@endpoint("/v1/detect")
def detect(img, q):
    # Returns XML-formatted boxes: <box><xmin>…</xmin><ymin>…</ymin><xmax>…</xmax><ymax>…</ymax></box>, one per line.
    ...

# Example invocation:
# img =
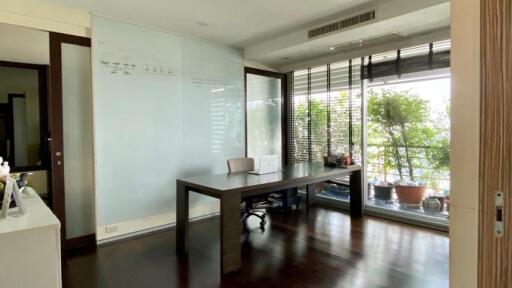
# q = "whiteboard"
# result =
<box><xmin>181</xmin><ymin>37</ymin><xmax>244</xmax><ymax>207</ymax></box>
<box><xmin>92</xmin><ymin>16</ymin><xmax>244</xmax><ymax>228</ymax></box>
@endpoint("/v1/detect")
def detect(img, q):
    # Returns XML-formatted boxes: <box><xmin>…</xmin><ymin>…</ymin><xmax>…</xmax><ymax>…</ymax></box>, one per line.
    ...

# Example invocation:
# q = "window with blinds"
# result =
<box><xmin>289</xmin><ymin>69</ymin><xmax>309</xmax><ymax>162</ymax></box>
<box><xmin>363</xmin><ymin>40</ymin><xmax>450</xmax><ymax>80</ymax></box>
<box><xmin>288</xmin><ymin>60</ymin><xmax>362</xmax><ymax>164</ymax></box>
<box><xmin>286</xmin><ymin>39</ymin><xmax>450</xmax><ymax>165</ymax></box>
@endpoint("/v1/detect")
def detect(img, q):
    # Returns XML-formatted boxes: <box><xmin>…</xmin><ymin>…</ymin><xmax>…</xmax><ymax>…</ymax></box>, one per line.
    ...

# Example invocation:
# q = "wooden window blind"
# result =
<box><xmin>363</xmin><ymin>40</ymin><xmax>450</xmax><ymax>80</ymax></box>
<box><xmin>286</xmin><ymin>40</ymin><xmax>450</xmax><ymax>165</ymax></box>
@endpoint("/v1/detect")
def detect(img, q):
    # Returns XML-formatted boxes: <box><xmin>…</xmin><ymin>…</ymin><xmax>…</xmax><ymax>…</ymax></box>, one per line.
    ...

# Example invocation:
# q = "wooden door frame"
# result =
<box><xmin>49</xmin><ymin>32</ymin><xmax>95</xmax><ymax>249</ymax></box>
<box><xmin>243</xmin><ymin>67</ymin><xmax>288</xmax><ymax>165</ymax></box>
<box><xmin>479</xmin><ymin>0</ymin><xmax>512</xmax><ymax>286</ymax></box>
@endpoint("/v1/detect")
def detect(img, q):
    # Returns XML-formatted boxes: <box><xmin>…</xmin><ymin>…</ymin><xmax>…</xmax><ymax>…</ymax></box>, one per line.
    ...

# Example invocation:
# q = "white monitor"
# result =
<box><xmin>249</xmin><ymin>155</ymin><xmax>279</xmax><ymax>175</ymax></box>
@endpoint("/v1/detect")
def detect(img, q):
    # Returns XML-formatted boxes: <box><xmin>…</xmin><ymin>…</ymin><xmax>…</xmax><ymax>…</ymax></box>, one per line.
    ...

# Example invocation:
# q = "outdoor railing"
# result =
<box><xmin>366</xmin><ymin>143</ymin><xmax>450</xmax><ymax>194</ymax></box>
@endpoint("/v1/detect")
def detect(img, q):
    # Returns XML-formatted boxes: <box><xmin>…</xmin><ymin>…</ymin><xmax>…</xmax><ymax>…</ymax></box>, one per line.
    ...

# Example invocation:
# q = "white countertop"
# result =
<box><xmin>0</xmin><ymin>188</ymin><xmax>60</xmax><ymax>235</ymax></box>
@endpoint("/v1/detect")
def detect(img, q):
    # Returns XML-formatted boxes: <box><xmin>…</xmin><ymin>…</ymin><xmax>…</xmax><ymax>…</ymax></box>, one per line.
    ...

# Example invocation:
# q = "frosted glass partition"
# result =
<box><xmin>246</xmin><ymin>74</ymin><xmax>282</xmax><ymax>168</ymax></box>
<box><xmin>62</xmin><ymin>43</ymin><xmax>95</xmax><ymax>239</ymax></box>
<box><xmin>181</xmin><ymin>38</ymin><xmax>244</xmax><ymax>207</ymax></box>
<box><xmin>92</xmin><ymin>16</ymin><xmax>244</xmax><ymax>234</ymax></box>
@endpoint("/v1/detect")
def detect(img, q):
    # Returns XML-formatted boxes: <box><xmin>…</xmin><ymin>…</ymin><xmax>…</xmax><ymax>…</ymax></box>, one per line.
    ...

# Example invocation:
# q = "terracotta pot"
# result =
<box><xmin>373</xmin><ymin>184</ymin><xmax>393</xmax><ymax>201</ymax></box>
<box><xmin>395</xmin><ymin>184</ymin><xmax>426</xmax><ymax>206</ymax></box>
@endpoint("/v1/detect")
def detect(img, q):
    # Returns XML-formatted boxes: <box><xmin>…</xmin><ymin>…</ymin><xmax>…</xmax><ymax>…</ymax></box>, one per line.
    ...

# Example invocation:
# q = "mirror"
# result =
<box><xmin>0</xmin><ymin>64</ymin><xmax>47</xmax><ymax>170</ymax></box>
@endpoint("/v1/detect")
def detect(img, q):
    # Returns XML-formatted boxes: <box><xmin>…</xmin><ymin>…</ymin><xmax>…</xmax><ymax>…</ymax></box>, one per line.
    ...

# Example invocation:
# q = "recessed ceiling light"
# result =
<box><xmin>196</xmin><ymin>21</ymin><xmax>208</xmax><ymax>27</ymax></box>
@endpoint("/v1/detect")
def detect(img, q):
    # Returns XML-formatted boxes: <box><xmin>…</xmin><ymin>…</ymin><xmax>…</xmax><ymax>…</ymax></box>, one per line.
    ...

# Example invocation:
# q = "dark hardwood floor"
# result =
<box><xmin>63</xmin><ymin>206</ymin><xmax>449</xmax><ymax>288</ymax></box>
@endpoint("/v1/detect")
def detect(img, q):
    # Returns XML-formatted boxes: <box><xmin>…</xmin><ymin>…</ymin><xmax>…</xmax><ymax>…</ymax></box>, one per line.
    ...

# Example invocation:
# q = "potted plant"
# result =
<box><xmin>367</xmin><ymin>89</ymin><xmax>433</xmax><ymax>206</ymax></box>
<box><xmin>374</xmin><ymin>181</ymin><xmax>393</xmax><ymax>201</ymax></box>
<box><xmin>370</xmin><ymin>146</ymin><xmax>393</xmax><ymax>201</ymax></box>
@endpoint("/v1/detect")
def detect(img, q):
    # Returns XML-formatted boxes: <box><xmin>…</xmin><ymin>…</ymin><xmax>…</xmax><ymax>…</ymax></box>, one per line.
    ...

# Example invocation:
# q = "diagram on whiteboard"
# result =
<box><xmin>143</xmin><ymin>64</ymin><xmax>176</xmax><ymax>76</ymax></box>
<box><xmin>98</xmin><ymin>49</ymin><xmax>177</xmax><ymax>77</ymax></box>
<box><xmin>100</xmin><ymin>60</ymin><xmax>136</xmax><ymax>75</ymax></box>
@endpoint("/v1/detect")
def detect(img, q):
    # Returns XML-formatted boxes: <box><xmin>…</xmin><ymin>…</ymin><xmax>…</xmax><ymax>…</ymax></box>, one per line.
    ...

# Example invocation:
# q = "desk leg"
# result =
<box><xmin>306</xmin><ymin>184</ymin><xmax>316</xmax><ymax>211</ymax></box>
<box><xmin>176</xmin><ymin>180</ymin><xmax>189</xmax><ymax>255</ymax></box>
<box><xmin>220</xmin><ymin>191</ymin><xmax>241</xmax><ymax>274</ymax></box>
<box><xmin>349</xmin><ymin>170</ymin><xmax>363</xmax><ymax>218</ymax></box>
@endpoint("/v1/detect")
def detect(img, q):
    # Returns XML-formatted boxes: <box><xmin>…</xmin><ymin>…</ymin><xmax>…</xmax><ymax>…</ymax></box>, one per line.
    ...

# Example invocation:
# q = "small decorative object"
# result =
<box><xmin>422</xmin><ymin>196</ymin><xmax>442</xmax><ymax>214</ymax></box>
<box><xmin>16</xmin><ymin>172</ymin><xmax>30</xmax><ymax>195</ymax></box>
<box><xmin>0</xmin><ymin>157</ymin><xmax>26</xmax><ymax>218</ymax></box>
<box><xmin>324</xmin><ymin>153</ymin><xmax>354</xmax><ymax>168</ymax></box>
<box><xmin>431</xmin><ymin>194</ymin><xmax>446</xmax><ymax>212</ymax></box>
<box><xmin>0</xmin><ymin>157</ymin><xmax>10</xmax><ymax>180</ymax></box>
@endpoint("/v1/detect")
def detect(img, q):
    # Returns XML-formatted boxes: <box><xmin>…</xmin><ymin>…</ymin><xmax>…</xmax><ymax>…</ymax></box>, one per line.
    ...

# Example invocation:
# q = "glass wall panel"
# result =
<box><xmin>246</xmin><ymin>74</ymin><xmax>282</xmax><ymax>168</ymax></box>
<box><xmin>62</xmin><ymin>43</ymin><xmax>95</xmax><ymax>239</ymax></box>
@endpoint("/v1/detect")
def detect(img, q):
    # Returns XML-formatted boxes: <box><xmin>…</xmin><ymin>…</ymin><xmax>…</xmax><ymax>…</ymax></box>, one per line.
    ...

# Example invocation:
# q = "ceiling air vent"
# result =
<box><xmin>308</xmin><ymin>10</ymin><xmax>376</xmax><ymax>38</ymax></box>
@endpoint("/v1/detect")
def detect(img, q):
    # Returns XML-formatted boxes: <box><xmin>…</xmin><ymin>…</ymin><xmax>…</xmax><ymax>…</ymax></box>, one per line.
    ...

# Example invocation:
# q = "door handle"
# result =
<box><xmin>495</xmin><ymin>191</ymin><xmax>504</xmax><ymax>237</ymax></box>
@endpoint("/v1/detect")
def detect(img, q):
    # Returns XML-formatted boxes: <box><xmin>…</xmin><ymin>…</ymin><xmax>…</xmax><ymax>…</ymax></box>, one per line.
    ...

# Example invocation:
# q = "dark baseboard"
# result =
<box><xmin>64</xmin><ymin>234</ymin><xmax>96</xmax><ymax>250</ymax></box>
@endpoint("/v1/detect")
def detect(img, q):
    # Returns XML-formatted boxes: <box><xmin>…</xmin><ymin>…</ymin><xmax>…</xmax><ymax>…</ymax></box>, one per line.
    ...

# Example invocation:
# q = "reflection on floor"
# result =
<box><xmin>63</xmin><ymin>205</ymin><xmax>449</xmax><ymax>288</ymax></box>
<box><xmin>317</xmin><ymin>189</ymin><xmax>350</xmax><ymax>201</ymax></box>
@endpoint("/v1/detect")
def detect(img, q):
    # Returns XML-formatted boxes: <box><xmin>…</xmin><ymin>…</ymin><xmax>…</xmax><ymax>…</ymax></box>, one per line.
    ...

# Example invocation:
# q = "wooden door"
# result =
<box><xmin>479</xmin><ymin>0</ymin><xmax>512</xmax><ymax>286</ymax></box>
<box><xmin>49</xmin><ymin>32</ymin><xmax>95</xmax><ymax>249</ymax></box>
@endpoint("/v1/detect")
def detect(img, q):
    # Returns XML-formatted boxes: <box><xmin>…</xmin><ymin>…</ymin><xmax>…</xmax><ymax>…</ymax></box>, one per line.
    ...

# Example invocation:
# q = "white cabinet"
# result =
<box><xmin>0</xmin><ymin>189</ymin><xmax>61</xmax><ymax>288</ymax></box>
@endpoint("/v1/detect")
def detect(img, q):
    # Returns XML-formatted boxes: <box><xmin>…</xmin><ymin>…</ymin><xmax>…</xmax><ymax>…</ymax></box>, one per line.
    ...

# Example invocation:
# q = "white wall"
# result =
<box><xmin>0</xmin><ymin>23</ymin><xmax>49</xmax><ymax>64</ymax></box>
<box><xmin>0</xmin><ymin>0</ymin><xmax>90</xmax><ymax>37</ymax></box>
<box><xmin>92</xmin><ymin>17</ymin><xmax>244</xmax><ymax>241</ymax></box>
<box><xmin>450</xmin><ymin>0</ymin><xmax>479</xmax><ymax>287</ymax></box>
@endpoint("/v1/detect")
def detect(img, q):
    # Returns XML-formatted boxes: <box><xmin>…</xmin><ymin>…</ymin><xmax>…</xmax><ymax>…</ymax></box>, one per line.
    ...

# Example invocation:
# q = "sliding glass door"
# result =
<box><xmin>362</xmin><ymin>41</ymin><xmax>451</xmax><ymax>227</ymax></box>
<box><xmin>286</xmin><ymin>39</ymin><xmax>451</xmax><ymax>227</ymax></box>
<box><xmin>245</xmin><ymin>68</ymin><xmax>284</xmax><ymax>168</ymax></box>
<box><xmin>364</xmin><ymin>69</ymin><xmax>450</xmax><ymax>225</ymax></box>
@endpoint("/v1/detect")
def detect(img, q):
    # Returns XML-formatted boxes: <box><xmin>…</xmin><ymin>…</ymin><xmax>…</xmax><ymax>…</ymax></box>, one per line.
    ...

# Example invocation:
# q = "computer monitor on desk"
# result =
<box><xmin>248</xmin><ymin>155</ymin><xmax>279</xmax><ymax>175</ymax></box>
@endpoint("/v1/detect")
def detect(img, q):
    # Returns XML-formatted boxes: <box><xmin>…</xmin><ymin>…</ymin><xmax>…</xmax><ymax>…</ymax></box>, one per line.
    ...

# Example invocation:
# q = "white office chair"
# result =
<box><xmin>227</xmin><ymin>157</ymin><xmax>267</xmax><ymax>229</ymax></box>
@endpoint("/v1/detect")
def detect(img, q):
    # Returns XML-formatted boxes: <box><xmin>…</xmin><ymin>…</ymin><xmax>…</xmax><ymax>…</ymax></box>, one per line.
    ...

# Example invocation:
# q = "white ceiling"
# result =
<box><xmin>39</xmin><ymin>0</ymin><xmax>450</xmax><ymax>69</ymax></box>
<box><xmin>39</xmin><ymin>0</ymin><xmax>376</xmax><ymax>47</ymax></box>
<box><xmin>248</xmin><ymin>1</ymin><xmax>451</xmax><ymax>68</ymax></box>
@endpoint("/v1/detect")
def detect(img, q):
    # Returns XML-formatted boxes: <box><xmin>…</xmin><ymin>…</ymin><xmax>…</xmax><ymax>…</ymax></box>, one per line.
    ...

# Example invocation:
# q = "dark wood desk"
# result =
<box><xmin>176</xmin><ymin>162</ymin><xmax>362</xmax><ymax>274</ymax></box>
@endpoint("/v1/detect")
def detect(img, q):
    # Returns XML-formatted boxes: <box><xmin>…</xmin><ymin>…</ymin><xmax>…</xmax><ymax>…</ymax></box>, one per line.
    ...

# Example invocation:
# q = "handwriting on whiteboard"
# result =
<box><xmin>100</xmin><ymin>60</ymin><xmax>136</xmax><ymax>75</ymax></box>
